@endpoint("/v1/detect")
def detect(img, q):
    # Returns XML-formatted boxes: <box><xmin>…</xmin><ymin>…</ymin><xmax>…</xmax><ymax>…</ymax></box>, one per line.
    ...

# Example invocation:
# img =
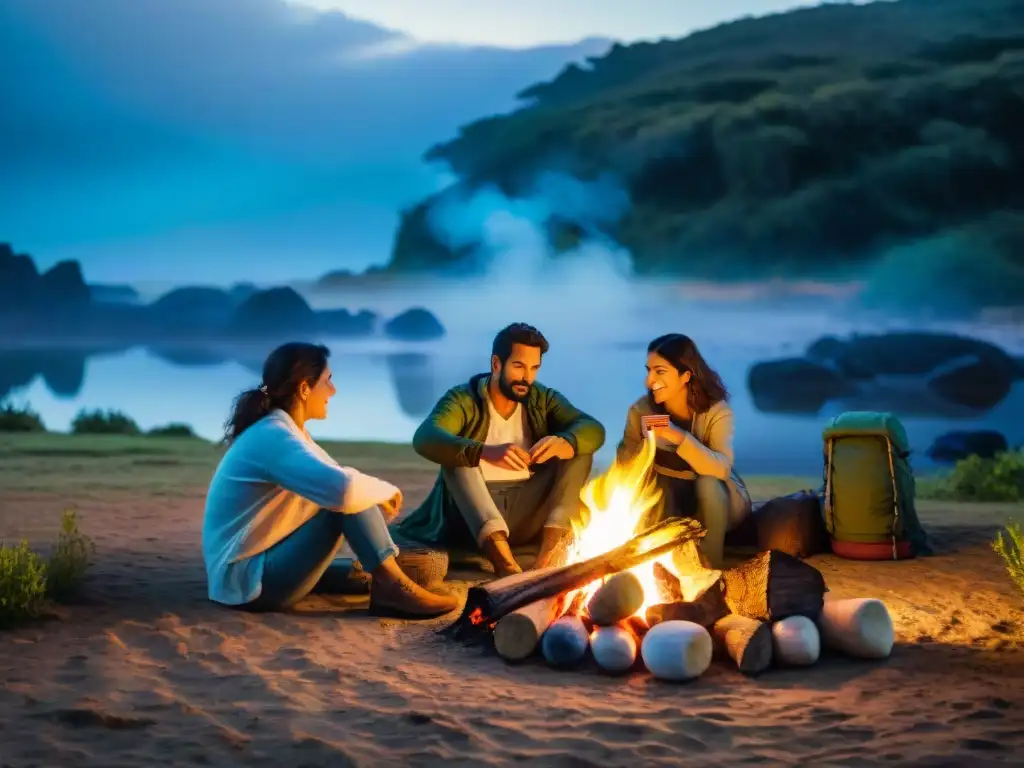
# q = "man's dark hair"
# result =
<box><xmin>491</xmin><ymin>322</ymin><xmax>549</xmax><ymax>363</ymax></box>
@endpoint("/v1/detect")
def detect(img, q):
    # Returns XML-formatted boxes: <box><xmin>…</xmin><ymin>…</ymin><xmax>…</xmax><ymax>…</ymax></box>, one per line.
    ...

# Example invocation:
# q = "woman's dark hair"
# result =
<box><xmin>223</xmin><ymin>342</ymin><xmax>331</xmax><ymax>443</ymax></box>
<box><xmin>647</xmin><ymin>333</ymin><xmax>728</xmax><ymax>414</ymax></box>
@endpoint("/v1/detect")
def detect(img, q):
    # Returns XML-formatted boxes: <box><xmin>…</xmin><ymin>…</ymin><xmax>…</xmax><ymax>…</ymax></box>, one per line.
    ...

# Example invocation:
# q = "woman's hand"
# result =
<box><xmin>651</xmin><ymin>424</ymin><xmax>687</xmax><ymax>446</ymax></box>
<box><xmin>380</xmin><ymin>489</ymin><xmax>403</xmax><ymax>522</ymax></box>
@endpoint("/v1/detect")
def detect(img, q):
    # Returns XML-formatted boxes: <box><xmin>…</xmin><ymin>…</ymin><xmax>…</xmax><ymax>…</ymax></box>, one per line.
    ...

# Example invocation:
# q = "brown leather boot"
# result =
<box><xmin>482</xmin><ymin>531</ymin><xmax>522</xmax><ymax>578</ymax></box>
<box><xmin>368</xmin><ymin>559</ymin><xmax>460</xmax><ymax>619</ymax></box>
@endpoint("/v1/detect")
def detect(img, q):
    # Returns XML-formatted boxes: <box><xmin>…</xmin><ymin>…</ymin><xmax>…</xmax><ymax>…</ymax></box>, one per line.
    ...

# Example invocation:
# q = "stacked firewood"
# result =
<box><xmin>445</xmin><ymin>520</ymin><xmax>896</xmax><ymax>680</ymax></box>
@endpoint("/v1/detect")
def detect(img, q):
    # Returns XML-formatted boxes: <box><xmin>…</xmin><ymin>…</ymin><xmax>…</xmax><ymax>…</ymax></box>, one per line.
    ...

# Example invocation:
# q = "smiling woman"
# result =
<box><xmin>616</xmin><ymin>333</ymin><xmax>752</xmax><ymax>568</ymax></box>
<box><xmin>202</xmin><ymin>340</ymin><xmax>460</xmax><ymax>618</ymax></box>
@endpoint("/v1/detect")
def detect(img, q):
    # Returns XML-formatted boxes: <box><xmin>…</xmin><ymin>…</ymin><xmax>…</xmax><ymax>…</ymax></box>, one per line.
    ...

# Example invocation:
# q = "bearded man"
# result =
<box><xmin>390</xmin><ymin>322</ymin><xmax>606</xmax><ymax>576</ymax></box>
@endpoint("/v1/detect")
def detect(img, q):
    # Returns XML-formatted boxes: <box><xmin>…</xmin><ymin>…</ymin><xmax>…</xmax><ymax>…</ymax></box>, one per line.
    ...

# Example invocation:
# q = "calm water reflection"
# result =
<box><xmin>5</xmin><ymin>337</ymin><xmax>1022</xmax><ymax>477</ymax></box>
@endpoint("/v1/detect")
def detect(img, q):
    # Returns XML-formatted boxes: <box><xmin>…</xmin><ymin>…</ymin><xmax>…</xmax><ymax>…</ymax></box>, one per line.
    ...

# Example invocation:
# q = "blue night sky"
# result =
<box><xmin>1</xmin><ymin>0</ymin><xmax>837</xmax><ymax>286</ymax></box>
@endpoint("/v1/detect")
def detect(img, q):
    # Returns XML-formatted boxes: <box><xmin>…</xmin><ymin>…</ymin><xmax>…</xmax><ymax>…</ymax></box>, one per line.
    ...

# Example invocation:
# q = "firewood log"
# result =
<box><xmin>711</xmin><ymin>614</ymin><xmax>773</xmax><ymax>675</ymax></box>
<box><xmin>720</xmin><ymin>550</ymin><xmax>827</xmax><ymax>622</ymax></box>
<box><xmin>646</xmin><ymin>578</ymin><xmax>729</xmax><ymax>629</ymax></box>
<box><xmin>541</xmin><ymin>616</ymin><xmax>590</xmax><ymax>667</ymax></box>
<box><xmin>492</xmin><ymin>545</ymin><xmax>571</xmax><ymax>661</ymax></box>
<box><xmin>817</xmin><ymin>598</ymin><xmax>894</xmax><ymax>659</ymax></box>
<box><xmin>441</xmin><ymin>517</ymin><xmax>706</xmax><ymax>643</ymax></box>
<box><xmin>771</xmin><ymin>615</ymin><xmax>820</xmax><ymax>666</ymax></box>
<box><xmin>653</xmin><ymin>562</ymin><xmax>683</xmax><ymax>603</ymax></box>
<box><xmin>587</xmin><ymin>571</ymin><xmax>644</xmax><ymax>625</ymax></box>
<box><xmin>590</xmin><ymin>622</ymin><xmax>639</xmax><ymax>673</ymax></box>
<box><xmin>640</xmin><ymin>620</ymin><xmax>713</xmax><ymax>681</ymax></box>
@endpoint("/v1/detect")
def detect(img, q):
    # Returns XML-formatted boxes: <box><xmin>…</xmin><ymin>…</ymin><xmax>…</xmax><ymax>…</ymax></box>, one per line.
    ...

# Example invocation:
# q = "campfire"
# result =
<box><xmin>443</xmin><ymin>433</ymin><xmax>898</xmax><ymax>679</ymax></box>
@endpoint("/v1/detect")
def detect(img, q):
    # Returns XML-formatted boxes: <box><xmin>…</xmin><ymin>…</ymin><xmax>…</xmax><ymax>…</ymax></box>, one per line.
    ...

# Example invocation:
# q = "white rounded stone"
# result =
<box><xmin>590</xmin><ymin>625</ymin><xmax>637</xmax><ymax>673</ymax></box>
<box><xmin>640</xmin><ymin>620</ymin><xmax>713</xmax><ymax>681</ymax></box>
<box><xmin>817</xmin><ymin>598</ymin><xmax>895</xmax><ymax>660</ymax></box>
<box><xmin>772</xmin><ymin>615</ymin><xmax>821</xmax><ymax>666</ymax></box>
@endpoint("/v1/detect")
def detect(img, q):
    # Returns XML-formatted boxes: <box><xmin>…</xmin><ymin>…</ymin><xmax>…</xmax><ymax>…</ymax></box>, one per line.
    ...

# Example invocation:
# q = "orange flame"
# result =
<box><xmin>562</xmin><ymin>431</ymin><xmax>715</xmax><ymax>618</ymax></box>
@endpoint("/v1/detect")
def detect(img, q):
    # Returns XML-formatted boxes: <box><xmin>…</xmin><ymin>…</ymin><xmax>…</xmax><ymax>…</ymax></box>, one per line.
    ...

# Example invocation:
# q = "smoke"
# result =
<box><xmin>421</xmin><ymin>172</ymin><xmax>640</xmax><ymax>334</ymax></box>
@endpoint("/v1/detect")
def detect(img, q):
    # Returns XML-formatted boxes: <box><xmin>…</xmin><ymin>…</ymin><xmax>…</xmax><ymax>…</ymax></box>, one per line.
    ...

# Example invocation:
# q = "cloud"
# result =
<box><xmin>0</xmin><ymin>0</ymin><xmax>608</xmax><ymax>278</ymax></box>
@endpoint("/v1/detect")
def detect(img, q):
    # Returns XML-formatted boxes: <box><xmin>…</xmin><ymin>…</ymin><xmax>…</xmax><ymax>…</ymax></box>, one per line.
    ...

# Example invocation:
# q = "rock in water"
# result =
<box><xmin>587</xmin><ymin>571</ymin><xmax>644</xmax><ymax>625</ymax></box>
<box><xmin>590</xmin><ymin>625</ymin><xmax>637</xmax><ymax>673</ymax></box>
<box><xmin>817</xmin><ymin>598</ymin><xmax>894</xmax><ymax>659</ymax></box>
<box><xmin>541</xmin><ymin>616</ymin><xmax>590</xmax><ymax>668</ymax></box>
<box><xmin>772</xmin><ymin>615</ymin><xmax>820</xmax><ymax>666</ymax></box>
<box><xmin>640</xmin><ymin>620</ymin><xmax>713</xmax><ymax>681</ymax></box>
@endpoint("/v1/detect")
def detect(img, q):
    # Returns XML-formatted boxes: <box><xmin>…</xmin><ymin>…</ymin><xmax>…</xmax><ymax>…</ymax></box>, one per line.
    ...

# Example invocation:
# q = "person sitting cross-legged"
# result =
<box><xmin>202</xmin><ymin>341</ymin><xmax>459</xmax><ymax>618</ymax></box>
<box><xmin>391</xmin><ymin>322</ymin><xmax>606</xmax><ymax>576</ymax></box>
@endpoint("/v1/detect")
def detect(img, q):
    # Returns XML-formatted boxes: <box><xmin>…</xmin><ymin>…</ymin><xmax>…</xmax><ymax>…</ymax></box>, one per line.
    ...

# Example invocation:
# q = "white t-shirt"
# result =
<box><xmin>479</xmin><ymin>395</ymin><xmax>534</xmax><ymax>483</ymax></box>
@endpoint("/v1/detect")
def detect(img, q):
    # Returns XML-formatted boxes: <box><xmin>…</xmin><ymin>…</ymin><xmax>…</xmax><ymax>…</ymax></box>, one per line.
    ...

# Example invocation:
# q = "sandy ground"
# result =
<box><xmin>1</xmin><ymin>434</ymin><xmax>1023</xmax><ymax>767</ymax></box>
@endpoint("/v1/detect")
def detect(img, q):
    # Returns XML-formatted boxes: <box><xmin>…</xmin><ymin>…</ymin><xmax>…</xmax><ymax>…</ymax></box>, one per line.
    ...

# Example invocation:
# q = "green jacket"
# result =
<box><xmin>390</xmin><ymin>373</ymin><xmax>606</xmax><ymax>547</ymax></box>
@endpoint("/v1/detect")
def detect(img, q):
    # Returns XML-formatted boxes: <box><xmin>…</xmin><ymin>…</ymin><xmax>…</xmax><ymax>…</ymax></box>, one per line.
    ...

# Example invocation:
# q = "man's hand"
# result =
<box><xmin>529</xmin><ymin>435</ymin><xmax>575</xmax><ymax>464</ymax></box>
<box><xmin>481</xmin><ymin>443</ymin><xmax>532</xmax><ymax>471</ymax></box>
<box><xmin>379</xmin><ymin>489</ymin><xmax>403</xmax><ymax>522</ymax></box>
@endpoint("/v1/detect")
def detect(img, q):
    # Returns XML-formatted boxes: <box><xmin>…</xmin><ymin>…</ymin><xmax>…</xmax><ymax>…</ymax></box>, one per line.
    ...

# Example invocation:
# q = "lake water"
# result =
<box><xmin>4</xmin><ymin>280</ymin><xmax>1022</xmax><ymax>478</ymax></box>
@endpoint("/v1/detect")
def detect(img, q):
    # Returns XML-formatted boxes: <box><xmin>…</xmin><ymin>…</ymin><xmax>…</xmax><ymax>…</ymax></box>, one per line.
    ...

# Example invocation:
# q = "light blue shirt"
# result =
<box><xmin>201</xmin><ymin>410</ymin><xmax>398</xmax><ymax>605</ymax></box>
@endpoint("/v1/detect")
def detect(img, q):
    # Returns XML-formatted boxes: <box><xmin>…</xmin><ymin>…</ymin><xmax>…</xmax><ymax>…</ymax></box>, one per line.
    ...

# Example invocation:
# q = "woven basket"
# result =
<box><xmin>395</xmin><ymin>547</ymin><xmax>449</xmax><ymax>587</ymax></box>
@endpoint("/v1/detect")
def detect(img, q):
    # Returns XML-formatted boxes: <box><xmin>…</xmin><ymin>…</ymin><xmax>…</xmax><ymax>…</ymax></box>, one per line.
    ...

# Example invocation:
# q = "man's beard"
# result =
<box><xmin>499</xmin><ymin>372</ymin><xmax>531</xmax><ymax>402</ymax></box>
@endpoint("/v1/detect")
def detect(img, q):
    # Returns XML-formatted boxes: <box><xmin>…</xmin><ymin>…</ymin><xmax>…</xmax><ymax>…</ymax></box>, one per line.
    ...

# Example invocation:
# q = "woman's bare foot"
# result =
<box><xmin>482</xmin><ymin>531</ymin><xmax>522</xmax><ymax>578</ymax></box>
<box><xmin>369</xmin><ymin>557</ymin><xmax>460</xmax><ymax>618</ymax></box>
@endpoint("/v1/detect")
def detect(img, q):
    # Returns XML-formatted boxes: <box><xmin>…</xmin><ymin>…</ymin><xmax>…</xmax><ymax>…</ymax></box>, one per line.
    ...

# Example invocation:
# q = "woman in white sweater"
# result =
<box><xmin>202</xmin><ymin>342</ymin><xmax>458</xmax><ymax>618</ymax></box>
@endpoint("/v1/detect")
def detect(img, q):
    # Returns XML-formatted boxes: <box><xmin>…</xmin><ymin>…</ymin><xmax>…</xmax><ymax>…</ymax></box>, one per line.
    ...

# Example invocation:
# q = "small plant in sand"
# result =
<box><xmin>46</xmin><ymin>509</ymin><xmax>97</xmax><ymax>601</ymax></box>
<box><xmin>0</xmin><ymin>540</ymin><xmax>48</xmax><ymax>628</ymax></box>
<box><xmin>992</xmin><ymin>522</ymin><xmax>1024</xmax><ymax>597</ymax></box>
<box><xmin>922</xmin><ymin>450</ymin><xmax>1024</xmax><ymax>502</ymax></box>
<box><xmin>0</xmin><ymin>400</ymin><xmax>46</xmax><ymax>433</ymax></box>
<box><xmin>71</xmin><ymin>408</ymin><xmax>141</xmax><ymax>435</ymax></box>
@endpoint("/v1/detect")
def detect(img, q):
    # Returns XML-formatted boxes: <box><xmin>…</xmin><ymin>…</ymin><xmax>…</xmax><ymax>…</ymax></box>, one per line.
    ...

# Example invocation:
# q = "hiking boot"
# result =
<box><xmin>368</xmin><ymin>574</ymin><xmax>460</xmax><ymax>619</ymax></box>
<box><xmin>482</xmin><ymin>531</ymin><xmax>522</xmax><ymax>578</ymax></box>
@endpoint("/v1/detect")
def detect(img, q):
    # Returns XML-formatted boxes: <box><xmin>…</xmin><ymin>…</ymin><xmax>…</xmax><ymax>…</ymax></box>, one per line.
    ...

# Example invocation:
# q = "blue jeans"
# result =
<box><xmin>652</xmin><ymin>475</ymin><xmax>731</xmax><ymax>569</ymax></box>
<box><xmin>245</xmin><ymin>506</ymin><xmax>399</xmax><ymax>611</ymax></box>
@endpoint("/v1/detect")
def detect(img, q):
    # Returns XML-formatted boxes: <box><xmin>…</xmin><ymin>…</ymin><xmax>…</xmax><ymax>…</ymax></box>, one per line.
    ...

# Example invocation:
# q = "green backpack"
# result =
<box><xmin>821</xmin><ymin>411</ymin><xmax>932</xmax><ymax>560</ymax></box>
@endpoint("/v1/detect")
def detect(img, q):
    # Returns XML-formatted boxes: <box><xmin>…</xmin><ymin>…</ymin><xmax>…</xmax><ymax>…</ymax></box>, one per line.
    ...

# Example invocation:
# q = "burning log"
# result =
<box><xmin>442</xmin><ymin>517</ymin><xmax>706</xmax><ymax>643</ymax></box>
<box><xmin>641</xmin><ymin>621</ymin><xmax>714</xmax><ymax>681</ymax></box>
<box><xmin>711</xmin><ymin>614</ymin><xmax>773</xmax><ymax>675</ymax></box>
<box><xmin>772</xmin><ymin>615</ymin><xmax>821</xmax><ymax>666</ymax></box>
<box><xmin>492</xmin><ymin>545</ymin><xmax>572</xmax><ymax>662</ymax></box>
<box><xmin>645</xmin><ymin>579</ymin><xmax>729</xmax><ymax>629</ymax></box>
<box><xmin>541</xmin><ymin>615</ymin><xmax>590</xmax><ymax>668</ymax></box>
<box><xmin>587</xmin><ymin>571</ymin><xmax>644</xmax><ymax>626</ymax></box>
<box><xmin>653</xmin><ymin>562</ymin><xmax>683</xmax><ymax>603</ymax></box>
<box><xmin>493</xmin><ymin>594</ymin><xmax>568</xmax><ymax>661</ymax></box>
<box><xmin>721</xmin><ymin>550</ymin><xmax>827</xmax><ymax>622</ymax></box>
<box><xmin>817</xmin><ymin>598</ymin><xmax>894</xmax><ymax>660</ymax></box>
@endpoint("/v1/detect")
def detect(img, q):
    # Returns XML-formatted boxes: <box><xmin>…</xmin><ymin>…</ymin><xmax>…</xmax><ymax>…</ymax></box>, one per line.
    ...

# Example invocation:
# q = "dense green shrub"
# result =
<box><xmin>992</xmin><ymin>522</ymin><xmax>1024</xmax><ymax>596</ymax></box>
<box><xmin>0</xmin><ymin>541</ymin><xmax>48</xmax><ymax>628</ymax></box>
<box><xmin>0</xmin><ymin>401</ymin><xmax>46</xmax><ymax>433</ymax></box>
<box><xmin>920</xmin><ymin>450</ymin><xmax>1024</xmax><ymax>502</ymax></box>
<box><xmin>45</xmin><ymin>509</ymin><xmax>96</xmax><ymax>602</ymax></box>
<box><xmin>70</xmin><ymin>408</ymin><xmax>141</xmax><ymax>435</ymax></box>
<box><xmin>147</xmin><ymin>422</ymin><xmax>198</xmax><ymax>438</ymax></box>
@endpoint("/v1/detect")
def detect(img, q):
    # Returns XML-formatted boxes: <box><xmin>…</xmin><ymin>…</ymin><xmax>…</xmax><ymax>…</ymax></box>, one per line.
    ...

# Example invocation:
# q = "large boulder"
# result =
<box><xmin>926</xmin><ymin>355</ymin><xmax>1014</xmax><ymax>410</ymax></box>
<box><xmin>318</xmin><ymin>308</ymin><xmax>377</xmax><ymax>337</ymax></box>
<box><xmin>806</xmin><ymin>332</ymin><xmax>1018</xmax><ymax>379</ymax></box>
<box><xmin>150</xmin><ymin>286</ymin><xmax>237</xmax><ymax>332</ymax></box>
<box><xmin>38</xmin><ymin>260</ymin><xmax>91</xmax><ymax>310</ymax></box>
<box><xmin>229</xmin><ymin>287</ymin><xmax>317</xmax><ymax>337</ymax></box>
<box><xmin>383</xmin><ymin>308</ymin><xmax>445</xmax><ymax>341</ymax></box>
<box><xmin>0</xmin><ymin>243</ymin><xmax>40</xmax><ymax>310</ymax></box>
<box><xmin>747</xmin><ymin>358</ymin><xmax>854</xmax><ymax>414</ymax></box>
<box><xmin>926</xmin><ymin>430</ymin><xmax>1009</xmax><ymax>463</ymax></box>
